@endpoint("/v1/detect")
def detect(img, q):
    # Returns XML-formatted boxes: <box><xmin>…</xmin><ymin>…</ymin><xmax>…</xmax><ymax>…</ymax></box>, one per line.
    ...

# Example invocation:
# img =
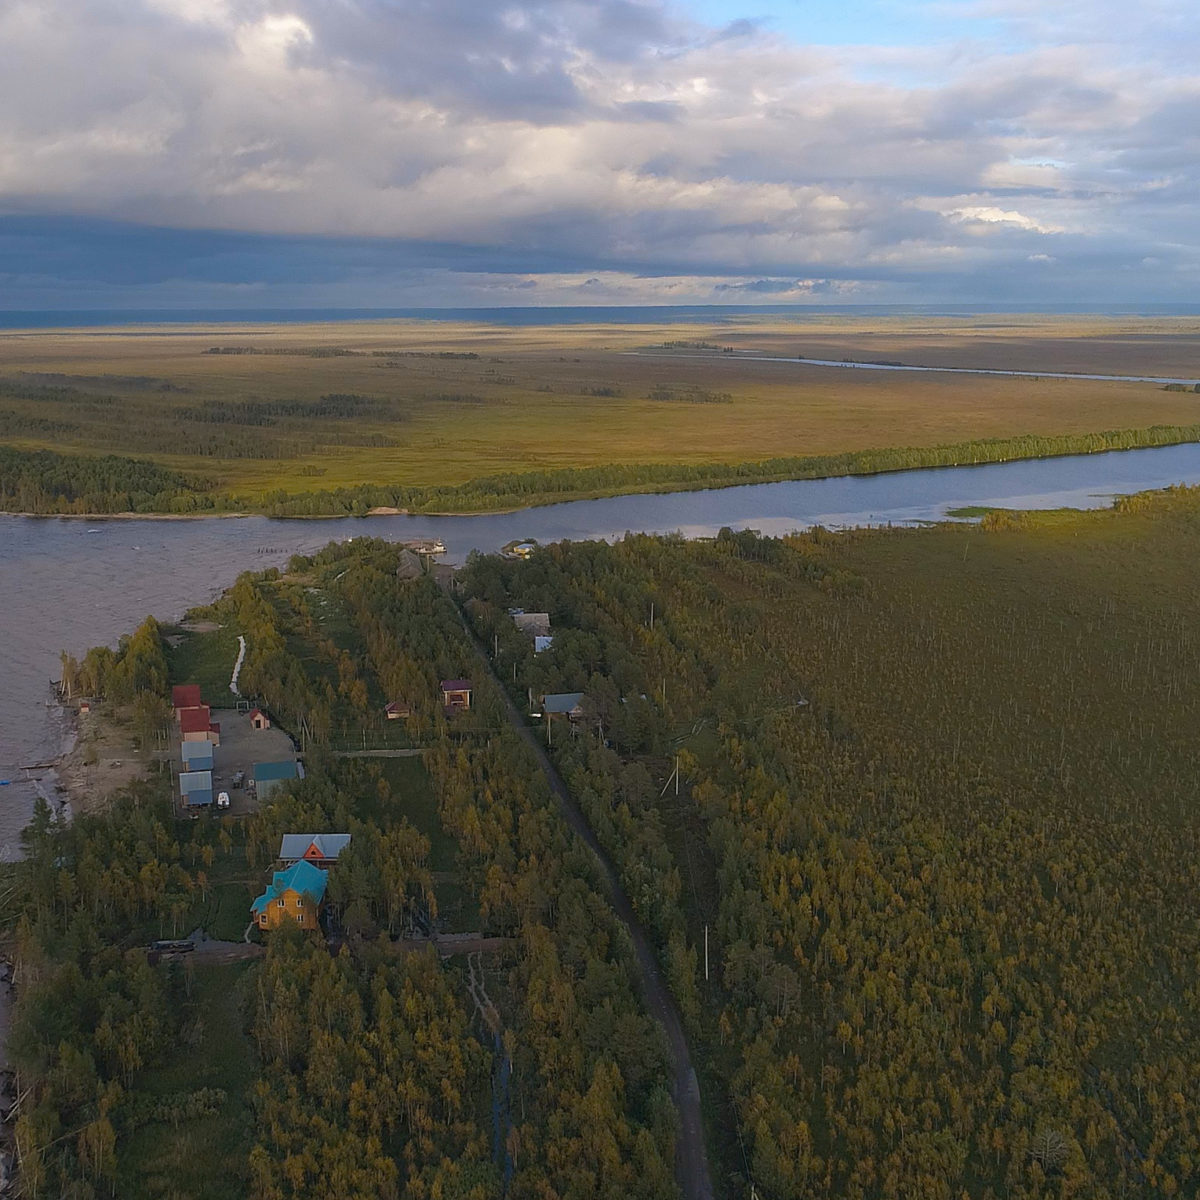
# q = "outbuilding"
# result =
<box><xmin>542</xmin><ymin>692</ymin><xmax>586</xmax><ymax>720</ymax></box>
<box><xmin>252</xmin><ymin>759</ymin><xmax>303</xmax><ymax>800</ymax></box>
<box><xmin>181</xmin><ymin>740</ymin><xmax>214</xmax><ymax>773</ymax></box>
<box><xmin>180</xmin><ymin>770</ymin><xmax>214</xmax><ymax>808</ymax></box>
<box><xmin>248</xmin><ymin>708</ymin><xmax>271</xmax><ymax>731</ymax></box>
<box><xmin>384</xmin><ymin>701</ymin><xmax>412</xmax><ymax>720</ymax></box>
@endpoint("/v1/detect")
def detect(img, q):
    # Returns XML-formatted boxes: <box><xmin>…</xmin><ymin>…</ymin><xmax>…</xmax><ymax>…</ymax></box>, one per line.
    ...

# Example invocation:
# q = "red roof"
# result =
<box><xmin>248</xmin><ymin>708</ymin><xmax>265</xmax><ymax>720</ymax></box>
<box><xmin>440</xmin><ymin>679</ymin><xmax>471</xmax><ymax>693</ymax></box>
<box><xmin>172</xmin><ymin>684</ymin><xmax>202</xmax><ymax>709</ymax></box>
<box><xmin>179</xmin><ymin>706</ymin><xmax>212</xmax><ymax>733</ymax></box>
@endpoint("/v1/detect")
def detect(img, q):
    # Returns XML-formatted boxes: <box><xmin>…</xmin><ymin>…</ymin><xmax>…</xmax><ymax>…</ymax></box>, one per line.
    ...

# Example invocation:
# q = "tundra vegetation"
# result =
<box><xmin>1</xmin><ymin>315</ymin><xmax>1198</xmax><ymax>514</ymax></box>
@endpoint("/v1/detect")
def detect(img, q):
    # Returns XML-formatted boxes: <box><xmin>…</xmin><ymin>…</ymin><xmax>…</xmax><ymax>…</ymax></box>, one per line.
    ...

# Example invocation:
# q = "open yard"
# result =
<box><xmin>1</xmin><ymin>314</ymin><xmax>1198</xmax><ymax>508</ymax></box>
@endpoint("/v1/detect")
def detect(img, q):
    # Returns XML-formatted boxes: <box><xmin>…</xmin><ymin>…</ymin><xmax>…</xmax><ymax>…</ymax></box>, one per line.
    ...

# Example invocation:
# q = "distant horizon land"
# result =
<box><xmin>2</xmin><ymin>303</ymin><xmax>1200</xmax><ymax>330</ymax></box>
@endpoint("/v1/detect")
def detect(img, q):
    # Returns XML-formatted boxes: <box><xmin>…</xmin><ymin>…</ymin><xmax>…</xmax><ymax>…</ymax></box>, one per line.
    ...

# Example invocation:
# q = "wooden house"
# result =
<box><xmin>278</xmin><ymin>833</ymin><xmax>352</xmax><ymax>868</ymax></box>
<box><xmin>440</xmin><ymin>679</ymin><xmax>472</xmax><ymax>712</ymax></box>
<box><xmin>542</xmin><ymin>692</ymin><xmax>586</xmax><ymax>720</ymax></box>
<box><xmin>250</xmin><ymin>860</ymin><xmax>328</xmax><ymax>931</ymax></box>
<box><xmin>384</xmin><ymin>701</ymin><xmax>412</xmax><ymax>720</ymax></box>
<box><xmin>248</xmin><ymin>708</ymin><xmax>271</xmax><ymax>731</ymax></box>
<box><xmin>180</xmin><ymin>706</ymin><xmax>221</xmax><ymax>746</ymax></box>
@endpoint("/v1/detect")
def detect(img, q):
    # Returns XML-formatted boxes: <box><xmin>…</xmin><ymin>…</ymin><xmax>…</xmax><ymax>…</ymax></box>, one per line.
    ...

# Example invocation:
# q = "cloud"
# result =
<box><xmin>0</xmin><ymin>0</ymin><xmax>1196</xmax><ymax>305</ymax></box>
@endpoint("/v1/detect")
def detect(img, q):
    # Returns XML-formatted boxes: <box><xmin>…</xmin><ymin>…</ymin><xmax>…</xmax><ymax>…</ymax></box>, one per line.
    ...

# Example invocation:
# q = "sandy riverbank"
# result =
<box><xmin>52</xmin><ymin>704</ymin><xmax>156</xmax><ymax>817</ymax></box>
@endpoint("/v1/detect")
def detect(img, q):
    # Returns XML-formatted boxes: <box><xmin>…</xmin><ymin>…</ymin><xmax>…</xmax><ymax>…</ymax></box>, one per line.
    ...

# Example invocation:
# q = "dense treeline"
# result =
<box><xmin>459</xmin><ymin>495</ymin><xmax>1200</xmax><ymax>1199</ymax></box>
<box><xmin>0</xmin><ymin>445</ymin><xmax>215</xmax><ymax>514</ymax></box>
<box><xmin>5</xmin><ymin>423</ymin><xmax>1200</xmax><ymax>515</ymax></box>
<box><xmin>309</xmin><ymin>541</ymin><xmax>682</xmax><ymax>1196</ymax></box>
<box><xmin>6</xmin><ymin>786</ymin><xmax>216</xmax><ymax>1196</ymax></box>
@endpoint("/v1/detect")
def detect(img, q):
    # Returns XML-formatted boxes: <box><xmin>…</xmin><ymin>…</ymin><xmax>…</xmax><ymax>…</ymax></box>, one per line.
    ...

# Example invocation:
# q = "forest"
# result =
<box><xmin>3</xmin><ymin>544</ymin><xmax>683</xmax><ymax>1198</ymax></box>
<box><xmin>457</xmin><ymin>488</ymin><xmax>1200</xmax><ymax>1199</ymax></box>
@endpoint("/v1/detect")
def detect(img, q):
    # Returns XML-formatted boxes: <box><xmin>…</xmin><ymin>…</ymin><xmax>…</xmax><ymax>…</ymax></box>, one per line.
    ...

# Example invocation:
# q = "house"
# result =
<box><xmin>384</xmin><ymin>701</ymin><xmax>412</xmax><ymax>720</ymax></box>
<box><xmin>171</xmin><ymin>684</ymin><xmax>202</xmax><ymax>716</ymax></box>
<box><xmin>542</xmin><ymin>692</ymin><xmax>586</xmax><ymax>720</ymax></box>
<box><xmin>252</xmin><ymin>759</ymin><xmax>303</xmax><ymax>800</ymax></box>
<box><xmin>512</xmin><ymin>542</ymin><xmax>536</xmax><ymax>560</ymax></box>
<box><xmin>512</xmin><ymin>612</ymin><xmax>551</xmax><ymax>638</ymax></box>
<box><xmin>248</xmin><ymin>708</ymin><xmax>271</xmax><ymax>731</ymax></box>
<box><xmin>180</xmin><ymin>770</ymin><xmax>214</xmax><ymax>807</ymax></box>
<box><xmin>534</xmin><ymin>635</ymin><xmax>554</xmax><ymax>654</ymax></box>
<box><xmin>278</xmin><ymin>833</ymin><xmax>352</xmax><ymax>868</ymax></box>
<box><xmin>181</xmin><ymin>740</ymin><xmax>214</xmax><ymax>773</ymax></box>
<box><xmin>180</xmin><ymin>706</ymin><xmax>220</xmax><ymax>746</ymax></box>
<box><xmin>250</xmin><ymin>859</ymin><xmax>328</xmax><ymax>931</ymax></box>
<box><xmin>441</xmin><ymin>679</ymin><xmax>472</xmax><ymax>712</ymax></box>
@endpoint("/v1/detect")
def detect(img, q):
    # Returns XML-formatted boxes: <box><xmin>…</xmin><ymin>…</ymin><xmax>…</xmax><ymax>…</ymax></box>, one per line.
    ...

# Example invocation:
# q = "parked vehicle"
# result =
<box><xmin>216</xmin><ymin>791</ymin><xmax>231</xmax><ymax>809</ymax></box>
<box><xmin>232</xmin><ymin>770</ymin><xmax>245</xmax><ymax>787</ymax></box>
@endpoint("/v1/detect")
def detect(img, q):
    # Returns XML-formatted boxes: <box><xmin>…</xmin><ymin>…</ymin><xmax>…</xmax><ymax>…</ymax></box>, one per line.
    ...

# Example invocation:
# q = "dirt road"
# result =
<box><xmin>447</xmin><ymin>587</ymin><xmax>715</xmax><ymax>1200</ymax></box>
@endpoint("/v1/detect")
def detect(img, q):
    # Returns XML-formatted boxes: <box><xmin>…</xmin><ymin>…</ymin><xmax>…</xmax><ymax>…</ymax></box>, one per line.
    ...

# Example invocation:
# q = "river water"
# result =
<box><xmin>3</xmin><ymin>439</ymin><xmax>1200</xmax><ymax>856</ymax></box>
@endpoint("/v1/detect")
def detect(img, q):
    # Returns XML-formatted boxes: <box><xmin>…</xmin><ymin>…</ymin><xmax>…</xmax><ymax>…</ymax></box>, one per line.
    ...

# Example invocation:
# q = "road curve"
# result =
<box><xmin>445</xmin><ymin>584</ymin><xmax>715</xmax><ymax>1200</ymax></box>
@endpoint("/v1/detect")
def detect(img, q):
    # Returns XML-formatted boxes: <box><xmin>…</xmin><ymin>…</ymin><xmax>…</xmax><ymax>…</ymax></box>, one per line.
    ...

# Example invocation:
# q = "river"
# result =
<box><xmin>3</xmin><ymin>439</ymin><xmax>1200</xmax><ymax>856</ymax></box>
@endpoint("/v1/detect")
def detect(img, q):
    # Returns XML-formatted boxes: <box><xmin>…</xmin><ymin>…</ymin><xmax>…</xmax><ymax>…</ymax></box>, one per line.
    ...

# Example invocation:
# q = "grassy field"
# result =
<box><xmin>1</xmin><ymin>314</ymin><xmax>1198</xmax><ymax>511</ymax></box>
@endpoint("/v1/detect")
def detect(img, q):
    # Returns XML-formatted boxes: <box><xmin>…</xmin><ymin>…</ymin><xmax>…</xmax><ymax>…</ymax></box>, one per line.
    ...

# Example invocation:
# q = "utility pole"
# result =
<box><xmin>649</xmin><ymin>601</ymin><xmax>654</xmax><ymax>631</ymax></box>
<box><xmin>675</xmin><ymin>754</ymin><xmax>679</xmax><ymax>796</ymax></box>
<box><xmin>704</xmin><ymin>924</ymin><xmax>709</xmax><ymax>981</ymax></box>
<box><xmin>493</xmin><ymin>632</ymin><xmax>499</xmax><ymax>658</ymax></box>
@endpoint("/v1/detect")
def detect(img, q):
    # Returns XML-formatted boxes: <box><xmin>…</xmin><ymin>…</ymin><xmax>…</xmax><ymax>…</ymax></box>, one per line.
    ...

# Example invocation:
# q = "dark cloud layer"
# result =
<box><xmin>0</xmin><ymin>0</ymin><xmax>1196</xmax><ymax>306</ymax></box>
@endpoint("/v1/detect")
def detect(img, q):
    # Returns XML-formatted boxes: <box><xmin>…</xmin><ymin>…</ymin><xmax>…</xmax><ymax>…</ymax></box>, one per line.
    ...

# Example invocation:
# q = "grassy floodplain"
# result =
<box><xmin>1</xmin><ymin>314</ymin><xmax>1198</xmax><ymax>514</ymax></box>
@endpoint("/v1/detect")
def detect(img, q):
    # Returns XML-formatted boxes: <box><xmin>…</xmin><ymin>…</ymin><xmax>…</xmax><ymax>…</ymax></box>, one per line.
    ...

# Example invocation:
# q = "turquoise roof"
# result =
<box><xmin>254</xmin><ymin>760</ymin><xmax>300</xmax><ymax>782</ymax></box>
<box><xmin>251</xmin><ymin>859</ymin><xmax>328</xmax><ymax>916</ymax></box>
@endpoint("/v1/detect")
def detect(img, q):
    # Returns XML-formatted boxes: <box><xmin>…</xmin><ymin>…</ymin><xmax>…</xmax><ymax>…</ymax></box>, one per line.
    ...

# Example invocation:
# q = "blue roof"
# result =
<box><xmin>251</xmin><ymin>859</ymin><xmax>328</xmax><ymax>915</ymax></box>
<box><xmin>254</xmin><ymin>760</ymin><xmax>299</xmax><ymax>782</ymax></box>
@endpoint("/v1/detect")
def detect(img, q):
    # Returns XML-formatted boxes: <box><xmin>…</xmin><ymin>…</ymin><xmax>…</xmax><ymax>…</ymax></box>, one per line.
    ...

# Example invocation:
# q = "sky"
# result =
<box><xmin>0</xmin><ymin>0</ymin><xmax>1196</xmax><ymax>309</ymax></box>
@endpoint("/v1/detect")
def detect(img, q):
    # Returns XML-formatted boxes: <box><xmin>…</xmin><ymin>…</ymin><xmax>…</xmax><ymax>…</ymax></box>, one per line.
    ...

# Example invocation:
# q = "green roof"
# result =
<box><xmin>251</xmin><ymin>859</ymin><xmax>328</xmax><ymax>916</ymax></box>
<box><xmin>254</xmin><ymin>760</ymin><xmax>300</xmax><ymax>782</ymax></box>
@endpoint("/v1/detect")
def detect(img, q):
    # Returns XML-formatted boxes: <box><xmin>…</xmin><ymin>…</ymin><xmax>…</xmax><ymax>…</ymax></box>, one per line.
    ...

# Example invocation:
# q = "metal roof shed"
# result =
<box><xmin>180</xmin><ymin>770</ymin><xmax>214</xmax><ymax>807</ymax></box>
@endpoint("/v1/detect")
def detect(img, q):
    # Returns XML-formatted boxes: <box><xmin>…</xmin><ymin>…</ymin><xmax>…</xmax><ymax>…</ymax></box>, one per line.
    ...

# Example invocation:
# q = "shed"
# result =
<box><xmin>180</xmin><ymin>770</ymin><xmax>214</xmax><ymax>807</ymax></box>
<box><xmin>542</xmin><ymin>692</ymin><xmax>586</xmax><ymax>719</ymax></box>
<box><xmin>534</xmin><ymin>635</ymin><xmax>554</xmax><ymax>654</ymax></box>
<box><xmin>278</xmin><ymin>833</ymin><xmax>352</xmax><ymax>867</ymax></box>
<box><xmin>181</xmin><ymin>740</ymin><xmax>214</xmax><ymax>772</ymax></box>
<box><xmin>248</xmin><ymin>708</ymin><xmax>271</xmax><ymax>730</ymax></box>
<box><xmin>440</xmin><ymin>679</ymin><xmax>472</xmax><ymax>712</ymax></box>
<box><xmin>252</xmin><ymin>759</ymin><xmax>303</xmax><ymax>800</ymax></box>
<box><xmin>384</xmin><ymin>701</ymin><xmax>412</xmax><ymax>720</ymax></box>
<box><xmin>78</xmin><ymin>699</ymin><xmax>93</xmax><ymax>715</ymax></box>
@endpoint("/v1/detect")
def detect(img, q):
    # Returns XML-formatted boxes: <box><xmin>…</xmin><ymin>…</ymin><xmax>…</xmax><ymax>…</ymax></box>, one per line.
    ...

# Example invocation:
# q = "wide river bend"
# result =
<box><xmin>3</xmin><ymin>439</ymin><xmax>1200</xmax><ymax>855</ymax></box>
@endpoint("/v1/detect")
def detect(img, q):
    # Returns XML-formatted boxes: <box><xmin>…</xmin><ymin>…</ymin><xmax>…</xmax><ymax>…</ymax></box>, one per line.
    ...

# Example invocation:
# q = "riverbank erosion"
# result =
<box><xmin>6</xmin><ymin>422</ymin><xmax>1200</xmax><ymax>518</ymax></box>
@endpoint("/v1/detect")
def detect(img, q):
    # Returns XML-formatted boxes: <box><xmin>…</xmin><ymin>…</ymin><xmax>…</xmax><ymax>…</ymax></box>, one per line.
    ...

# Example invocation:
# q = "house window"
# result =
<box><xmin>277</xmin><ymin>899</ymin><xmax>285</xmax><ymax>907</ymax></box>
<box><xmin>296</xmin><ymin>897</ymin><xmax>304</xmax><ymax>908</ymax></box>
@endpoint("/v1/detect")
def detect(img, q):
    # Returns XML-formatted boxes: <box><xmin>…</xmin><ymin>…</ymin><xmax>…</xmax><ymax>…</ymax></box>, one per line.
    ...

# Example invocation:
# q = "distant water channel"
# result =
<box><xmin>4</xmin><ymin>439</ymin><xmax>1200</xmax><ymax>857</ymax></box>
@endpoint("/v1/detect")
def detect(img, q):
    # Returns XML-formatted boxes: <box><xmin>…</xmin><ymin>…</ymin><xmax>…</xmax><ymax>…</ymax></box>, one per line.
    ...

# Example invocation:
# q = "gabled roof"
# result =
<box><xmin>254</xmin><ymin>760</ymin><xmax>300</xmax><ymax>782</ymax></box>
<box><xmin>543</xmin><ymin>692</ymin><xmax>585</xmax><ymax>714</ymax></box>
<box><xmin>181</xmin><ymin>741</ymin><xmax>213</xmax><ymax>761</ymax></box>
<box><xmin>179</xmin><ymin>705</ymin><xmax>212</xmax><ymax>733</ymax></box>
<box><xmin>441</xmin><ymin>679</ymin><xmax>471</xmax><ymax>692</ymax></box>
<box><xmin>279</xmin><ymin>833</ymin><xmax>352</xmax><ymax>862</ymax></box>
<box><xmin>251</xmin><ymin>860</ymin><xmax>328</xmax><ymax>915</ymax></box>
<box><xmin>384</xmin><ymin>700</ymin><xmax>410</xmax><ymax>714</ymax></box>
<box><xmin>248</xmin><ymin>708</ymin><xmax>267</xmax><ymax>721</ymax></box>
<box><xmin>179</xmin><ymin>770</ymin><xmax>213</xmax><ymax>793</ymax></box>
<box><xmin>172</xmin><ymin>684</ymin><xmax>202</xmax><ymax>709</ymax></box>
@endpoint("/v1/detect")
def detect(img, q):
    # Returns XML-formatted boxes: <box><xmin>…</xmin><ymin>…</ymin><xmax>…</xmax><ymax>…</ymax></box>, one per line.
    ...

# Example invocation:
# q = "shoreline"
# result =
<box><xmin>4</xmin><ymin>431</ymin><xmax>1200</xmax><ymax>523</ymax></box>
